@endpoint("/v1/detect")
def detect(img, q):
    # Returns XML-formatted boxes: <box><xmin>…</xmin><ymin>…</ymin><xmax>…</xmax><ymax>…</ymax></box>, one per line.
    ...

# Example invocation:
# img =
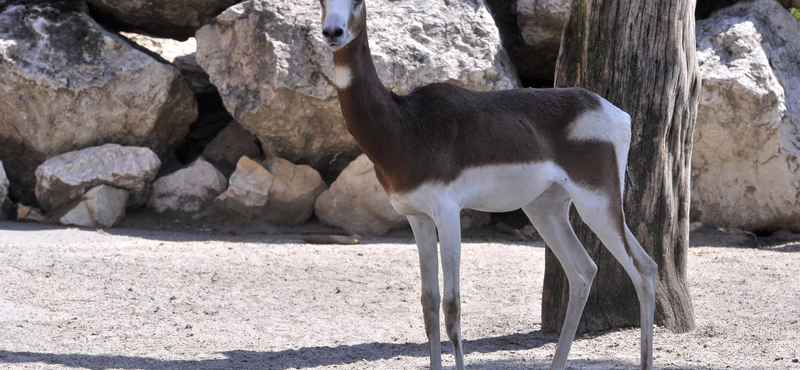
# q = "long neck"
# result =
<box><xmin>332</xmin><ymin>15</ymin><xmax>398</xmax><ymax>161</ymax></box>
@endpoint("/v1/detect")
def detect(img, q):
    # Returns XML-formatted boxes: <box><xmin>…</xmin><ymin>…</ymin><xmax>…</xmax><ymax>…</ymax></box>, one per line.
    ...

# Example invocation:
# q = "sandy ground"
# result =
<box><xmin>0</xmin><ymin>221</ymin><xmax>798</xmax><ymax>370</ymax></box>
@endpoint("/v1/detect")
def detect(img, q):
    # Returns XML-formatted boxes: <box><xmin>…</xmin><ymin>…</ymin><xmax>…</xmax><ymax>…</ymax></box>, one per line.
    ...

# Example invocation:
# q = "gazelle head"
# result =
<box><xmin>319</xmin><ymin>0</ymin><xmax>365</xmax><ymax>51</ymax></box>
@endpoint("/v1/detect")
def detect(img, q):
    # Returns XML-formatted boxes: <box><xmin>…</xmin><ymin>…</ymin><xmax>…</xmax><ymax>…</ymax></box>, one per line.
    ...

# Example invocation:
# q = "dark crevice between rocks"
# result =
<box><xmin>174</xmin><ymin>94</ymin><xmax>235</xmax><ymax>166</ymax></box>
<box><xmin>0</xmin><ymin>136</ymin><xmax>45</xmax><ymax>207</ymax></box>
<box><xmin>317</xmin><ymin>151</ymin><xmax>363</xmax><ymax>185</ymax></box>
<box><xmin>696</xmin><ymin>0</ymin><xmax>744</xmax><ymax>19</ymax></box>
<box><xmin>483</xmin><ymin>0</ymin><xmax>556</xmax><ymax>88</ymax></box>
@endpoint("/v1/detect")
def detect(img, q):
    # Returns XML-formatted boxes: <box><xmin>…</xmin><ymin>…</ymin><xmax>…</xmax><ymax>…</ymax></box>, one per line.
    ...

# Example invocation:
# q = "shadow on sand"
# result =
<box><xmin>0</xmin><ymin>219</ymin><xmax>539</xmax><ymax>247</ymax></box>
<box><xmin>0</xmin><ymin>330</ymin><xmax>745</xmax><ymax>370</ymax></box>
<box><xmin>0</xmin><ymin>331</ymin><xmax>554</xmax><ymax>370</ymax></box>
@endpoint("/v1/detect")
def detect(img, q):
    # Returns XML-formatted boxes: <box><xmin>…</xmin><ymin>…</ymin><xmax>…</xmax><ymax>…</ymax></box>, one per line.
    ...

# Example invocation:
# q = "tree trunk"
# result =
<box><xmin>542</xmin><ymin>0</ymin><xmax>699</xmax><ymax>334</ymax></box>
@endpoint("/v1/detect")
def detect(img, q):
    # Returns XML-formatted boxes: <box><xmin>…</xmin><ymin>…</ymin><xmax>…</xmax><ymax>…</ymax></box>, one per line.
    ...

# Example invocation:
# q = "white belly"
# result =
<box><xmin>389</xmin><ymin>161</ymin><xmax>567</xmax><ymax>216</ymax></box>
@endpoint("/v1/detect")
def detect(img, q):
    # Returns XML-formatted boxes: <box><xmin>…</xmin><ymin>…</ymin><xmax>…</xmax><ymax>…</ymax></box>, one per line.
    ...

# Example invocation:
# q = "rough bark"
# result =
<box><xmin>542</xmin><ymin>0</ymin><xmax>699</xmax><ymax>334</ymax></box>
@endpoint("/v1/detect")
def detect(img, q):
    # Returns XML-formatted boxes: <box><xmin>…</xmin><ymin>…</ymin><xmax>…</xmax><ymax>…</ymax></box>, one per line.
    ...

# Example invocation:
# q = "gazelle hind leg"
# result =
<box><xmin>521</xmin><ymin>184</ymin><xmax>597</xmax><ymax>370</ymax></box>
<box><xmin>566</xmin><ymin>184</ymin><xmax>658</xmax><ymax>370</ymax></box>
<box><xmin>408</xmin><ymin>215</ymin><xmax>443</xmax><ymax>370</ymax></box>
<box><xmin>433</xmin><ymin>207</ymin><xmax>465</xmax><ymax>370</ymax></box>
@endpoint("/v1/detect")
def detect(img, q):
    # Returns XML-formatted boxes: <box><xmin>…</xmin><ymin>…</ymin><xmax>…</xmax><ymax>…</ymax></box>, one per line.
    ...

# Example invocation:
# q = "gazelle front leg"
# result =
<box><xmin>433</xmin><ymin>207</ymin><xmax>465</xmax><ymax>370</ymax></box>
<box><xmin>408</xmin><ymin>215</ymin><xmax>442</xmax><ymax>370</ymax></box>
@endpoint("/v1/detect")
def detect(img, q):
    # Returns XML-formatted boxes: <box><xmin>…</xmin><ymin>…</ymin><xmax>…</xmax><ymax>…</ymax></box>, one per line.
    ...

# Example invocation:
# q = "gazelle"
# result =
<box><xmin>318</xmin><ymin>0</ymin><xmax>658</xmax><ymax>369</ymax></box>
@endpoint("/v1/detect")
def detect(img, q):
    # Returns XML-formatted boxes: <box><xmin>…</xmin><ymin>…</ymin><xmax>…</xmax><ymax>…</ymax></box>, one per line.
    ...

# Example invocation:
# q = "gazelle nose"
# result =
<box><xmin>322</xmin><ymin>26</ymin><xmax>344</xmax><ymax>40</ymax></box>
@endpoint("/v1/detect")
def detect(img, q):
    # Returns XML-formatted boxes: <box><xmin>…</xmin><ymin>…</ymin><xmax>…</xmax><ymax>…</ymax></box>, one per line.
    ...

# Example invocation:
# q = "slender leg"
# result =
<box><xmin>567</xmin><ymin>185</ymin><xmax>658</xmax><ymax>370</ymax></box>
<box><xmin>522</xmin><ymin>184</ymin><xmax>597</xmax><ymax>370</ymax></box>
<box><xmin>408</xmin><ymin>215</ymin><xmax>442</xmax><ymax>370</ymax></box>
<box><xmin>433</xmin><ymin>207</ymin><xmax>465</xmax><ymax>370</ymax></box>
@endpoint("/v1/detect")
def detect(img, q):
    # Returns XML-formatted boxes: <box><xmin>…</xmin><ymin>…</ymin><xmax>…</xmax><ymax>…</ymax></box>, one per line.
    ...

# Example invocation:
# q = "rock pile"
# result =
<box><xmin>2</xmin><ymin>0</ymin><xmax>796</xmax><ymax>235</ymax></box>
<box><xmin>33</xmin><ymin>144</ymin><xmax>161</xmax><ymax>227</ymax></box>
<box><xmin>693</xmin><ymin>0</ymin><xmax>800</xmax><ymax>231</ymax></box>
<box><xmin>35</xmin><ymin>144</ymin><xmax>161</xmax><ymax>211</ymax></box>
<box><xmin>0</xmin><ymin>2</ymin><xmax>196</xmax><ymax>203</ymax></box>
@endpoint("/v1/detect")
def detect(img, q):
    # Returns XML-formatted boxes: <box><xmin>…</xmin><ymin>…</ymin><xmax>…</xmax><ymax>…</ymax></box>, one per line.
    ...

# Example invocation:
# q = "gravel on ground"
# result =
<box><xmin>0</xmin><ymin>222</ymin><xmax>798</xmax><ymax>369</ymax></box>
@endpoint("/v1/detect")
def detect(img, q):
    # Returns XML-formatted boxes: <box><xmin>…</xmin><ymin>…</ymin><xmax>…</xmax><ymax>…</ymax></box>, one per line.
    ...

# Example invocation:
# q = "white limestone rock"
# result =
<box><xmin>0</xmin><ymin>2</ymin><xmax>196</xmax><ymax>203</ymax></box>
<box><xmin>196</xmin><ymin>0</ymin><xmax>519</xmax><ymax>173</ymax></box>
<box><xmin>59</xmin><ymin>185</ymin><xmax>129</xmax><ymax>228</ymax></box>
<box><xmin>215</xmin><ymin>156</ymin><xmax>326</xmax><ymax>225</ymax></box>
<box><xmin>35</xmin><ymin>144</ymin><xmax>161</xmax><ymax>211</ymax></box>
<box><xmin>693</xmin><ymin>0</ymin><xmax>800</xmax><ymax>230</ymax></box>
<box><xmin>262</xmin><ymin>157</ymin><xmax>327</xmax><ymax>226</ymax></box>
<box><xmin>314</xmin><ymin>154</ymin><xmax>408</xmax><ymax>236</ymax></box>
<box><xmin>215</xmin><ymin>156</ymin><xmax>273</xmax><ymax>219</ymax></box>
<box><xmin>148</xmin><ymin>158</ymin><xmax>227</xmax><ymax>216</ymax></box>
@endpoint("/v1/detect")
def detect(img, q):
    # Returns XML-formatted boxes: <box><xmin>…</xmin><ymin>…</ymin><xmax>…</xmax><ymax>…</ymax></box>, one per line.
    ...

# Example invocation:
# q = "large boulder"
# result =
<box><xmin>215</xmin><ymin>156</ymin><xmax>326</xmax><ymax>225</ymax></box>
<box><xmin>314</xmin><ymin>154</ymin><xmax>408</xmax><ymax>236</ymax></box>
<box><xmin>59</xmin><ymin>185</ymin><xmax>129</xmax><ymax>228</ymax></box>
<box><xmin>693</xmin><ymin>0</ymin><xmax>800</xmax><ymax>231</ymax></box>
<box><xmin>35</xmin><ymin>144</ymin><xmax>161</xmax><ymax>211</ymax></box>
<box><xmin>196</xmin><ymin>0</ymin><xmax>519</xmax><ymax>175</ymax></box>
<box><xmin>148</xmin><ymin>158</ymin><xmax>227</xmax><ymax>216</ymax></box>
<box><xmin>0</xmin><ymin>2</ymin><xmax>197</xmax><ymax>203</ymax></box>
<box><xmin>86</xmin><ymin>0</ymin><xmax>242</xmax><ymax>40</ymax></box>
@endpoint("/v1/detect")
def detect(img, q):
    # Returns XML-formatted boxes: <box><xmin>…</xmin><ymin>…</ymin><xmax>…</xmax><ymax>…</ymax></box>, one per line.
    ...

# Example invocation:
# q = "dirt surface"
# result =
<box><xmin>0</xmin><ymin>221</ymin><xmax>799</xmax><ymax>370</ymax></box>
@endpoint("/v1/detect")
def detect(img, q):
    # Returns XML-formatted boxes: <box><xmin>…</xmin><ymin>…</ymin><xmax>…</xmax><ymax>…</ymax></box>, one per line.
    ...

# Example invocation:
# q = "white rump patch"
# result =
<box><xmin>568</xmin><ymin>98</ymin><xmax>631</xmax><ymax>144</ymax></box>
<box><xmin>334</xmin><ymin>65</ymin><xmax>352</xmax><ymax>89</ymax></box>
<box><xmin>568</xmin><ymin>97</ymin><xmax>632</xmax><ymax>195</ymax></box>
